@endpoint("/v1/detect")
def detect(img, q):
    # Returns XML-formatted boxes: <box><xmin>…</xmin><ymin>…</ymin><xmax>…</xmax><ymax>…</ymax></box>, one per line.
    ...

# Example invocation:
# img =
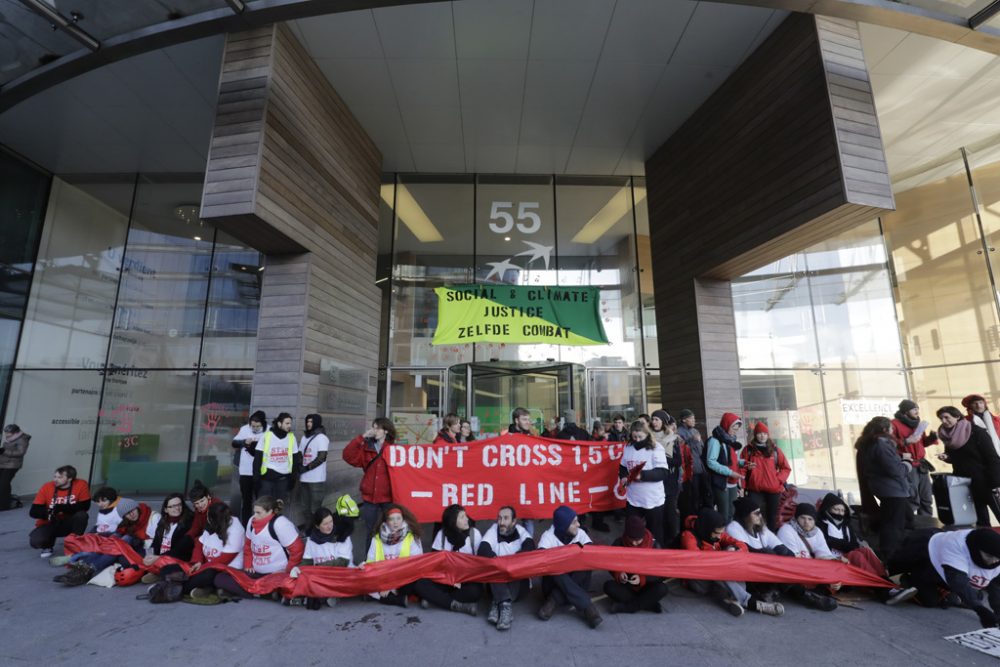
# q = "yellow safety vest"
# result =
<box><xmin>371</xmin><ymin>533</ymin><xmax>413</xmax><ymax>562</ymax></box>
<box><xmin>260</xmin><ymin>431</ymin><xmax>296</xmax><ymax>475</ymax></box>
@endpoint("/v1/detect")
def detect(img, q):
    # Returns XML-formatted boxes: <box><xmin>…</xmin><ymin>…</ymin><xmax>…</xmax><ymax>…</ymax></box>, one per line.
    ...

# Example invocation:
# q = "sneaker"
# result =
<box><xmin>449</xmin><ymin>601</ymin><xmax>478</xmax><ymax>616</ymax></box>
<box><xmin>496</xmin><ymin>601</ymin><xmax>513</xmax><ymax>631</ymax></box>
<box><xmin>39</xmin><ymin>549</ymin><xmax>53</xmax><ymax>559</ymax></box>
<box><xmin>537</xmin><ymin>595</ymin><xmax>558</xmax><ymax>621</ymax></box>
<box><xmin>419</xmin><ymin>599</ymin><xmax>430</xmax><ymax>610</ymax></box>
<box><xmin>753</xmin><ymin>600</ymin><xmax>785</xmax><ymax>616</ymax></box>
<box><xmin>326</xmin><ymin>597</ymin><xmax>338</xmax><ymax>608</ymax></box>
<box><xmin>190</xmin><ymin>587</ymin><xmax>213</xmax><ymax>599</ymax></box>
<box><xmin>49</xmin><ymin>556</ymin><xmax>71</xmax><ymax>567</ymax></box>
<box><xmin>724</xmin><ymin>599</ymin><xmax>745</xmax><ymax>617</ymax></box>
<box><xmin>487</xmin><ymin>601</ymin><xmax>500</xmax><ymax>625</ymax></box>
<box><xmin>141</xmin><ymin>573</ymin><xmax>160</xmax><ymax>585</ymax></box>
<box><xmin>886</xmin><ymin>586</ymin><xmax>918</xmax><ymax>606</ymax></box>
<box><xmin>583</xmin><ymin>605</ymin><xmax>603</xmax><ymax>629</ymax></box>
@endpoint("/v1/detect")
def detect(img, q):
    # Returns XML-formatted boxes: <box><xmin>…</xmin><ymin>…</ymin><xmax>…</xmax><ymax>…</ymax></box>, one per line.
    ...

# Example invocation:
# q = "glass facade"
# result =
<box><xmin>4</xmin><ymin>170</ymin><xmax>261</xmax><ymax>499</ymax></box>
<box><xmin>733</xmin><ymin>149</ymin><xmax>1000</xmax><ymax>501</ymax></box>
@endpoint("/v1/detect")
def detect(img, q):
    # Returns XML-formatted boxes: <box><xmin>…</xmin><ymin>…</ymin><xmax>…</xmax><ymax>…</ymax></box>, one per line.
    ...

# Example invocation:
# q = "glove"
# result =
<box><xmin>975</xmin><ymin>605</ymin><xmax>997</xmax><ymax>628</ymax></box>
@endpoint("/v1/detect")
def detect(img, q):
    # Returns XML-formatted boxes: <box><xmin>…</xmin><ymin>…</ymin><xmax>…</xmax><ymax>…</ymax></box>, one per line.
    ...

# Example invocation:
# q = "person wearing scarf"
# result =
<box><xmin>776</xmin><ymin>504</ymin><xmax>841</xmax><ymax>610</ymax></box>
<box><xmin>365</xmin><ymin>504</ymin><xmax>423</xmax><ymax>607</ymax></box>
<box><xmin>286</xmin><ymin>505</ymin><xmax>355</xmax><ymax>609</ymax></box>
<box><xmin>740</xmin><ymin>422</ymin><xmax>791</xmax><ymax>531</ymax></box>
<box><xmin>232</xmin><ymin>410</ymin><xmax>266</xmax><ymax>524</ymax></box>
<box><xmin>963</xmin><ymin>394</ymin><xmax>1000</xmax><ymax>456</ymax></box>
<box><xmin>478</xmin><ymin>506</ymin><xmax>535</xmax><ymax>631</ymax></box>
<box><xmin>536</xmin><ymin>505</ymin><xmax>602</xmax><ymax>628</ymax></box>
<box><xmin>650</xmin><ymin>410</ymin><xmax>683</xmax><ymax>545</ymax></box>
<box><xmin>603</xmin><ymin>516</ymin><xmax>668</xmax><ymax>614</ymax></box>
<box><xmin>938</xmin><ymin>405</ymin><xmax>1000</xmax><ymax>527</ymax></box>
<box><xmin>140</xmin><ymin>493</ymin><xmax>195</xmax><ymax>582</ymax></box>
<box><xmin>411</xmin><ymin>504</ymin><xmax>483</xmax><ymax>616</ymax></box>
<box><xmin>297</xmin><ymin>413</ymin><xmax>330</xmax><ymax>520</ymax></box>
<box><xmin>891</xmin><ymin>400</ymin><xmax>937</xmax><ymax>517</ymax></box>
<box><xmin>888</xmin><ymin>527</ymin><xmax>1000</xmax><ymax>624</ymax></box>
<box><xmin>705</xmin><ymin>413</ymin><xmax>745</xmax><ymax>523</ymax></box>
<box><xmin>619</xmin><ymin>419</ymin><xmax>668</xmax><ymax>546</ymax></box>
<box><xmin>252</xmin><ymin>413</ymin><xmax>302</xmax><ymax>504</ymax></box>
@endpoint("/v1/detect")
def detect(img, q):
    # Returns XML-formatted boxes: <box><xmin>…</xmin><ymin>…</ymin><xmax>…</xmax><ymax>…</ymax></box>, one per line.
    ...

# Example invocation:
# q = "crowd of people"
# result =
<box><xmin>15</xmin><ymin>393</ymin><xmax>1000</xmax><ymax>631</ymax></box>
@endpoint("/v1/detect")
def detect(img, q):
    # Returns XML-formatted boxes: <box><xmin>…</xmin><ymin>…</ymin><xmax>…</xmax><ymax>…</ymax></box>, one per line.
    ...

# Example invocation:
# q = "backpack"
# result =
<box><xmin>138</xmin><ymin>580</ymin><xmax>184</xmax><ymax>603</ymax></box>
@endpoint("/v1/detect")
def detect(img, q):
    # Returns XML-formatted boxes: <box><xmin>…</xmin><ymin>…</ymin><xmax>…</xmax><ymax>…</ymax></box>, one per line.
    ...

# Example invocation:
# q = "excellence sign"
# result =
<box><xmin>432</xmin><ymin>284</ymin><xmax>609</xmax><ymax>346</ymax></box>
<box><xmin>386</xmin><ymin>434</ymin><xmax>625</xmax><ymax>521</ymax></box>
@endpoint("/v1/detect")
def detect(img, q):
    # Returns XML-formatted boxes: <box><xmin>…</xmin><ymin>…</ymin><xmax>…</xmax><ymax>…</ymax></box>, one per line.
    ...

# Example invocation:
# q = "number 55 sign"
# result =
<box><xmin>489</xmin><ymin>201</ymin><xmax>541</xmax><ymax>234</ymax></box>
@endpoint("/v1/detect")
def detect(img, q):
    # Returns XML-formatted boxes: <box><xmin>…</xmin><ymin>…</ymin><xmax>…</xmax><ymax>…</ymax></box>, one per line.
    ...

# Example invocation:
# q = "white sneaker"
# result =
<box><xmin>40</xmin><ymin>550</ymin><xmax>52</xmax><ymax>559</ymax></box>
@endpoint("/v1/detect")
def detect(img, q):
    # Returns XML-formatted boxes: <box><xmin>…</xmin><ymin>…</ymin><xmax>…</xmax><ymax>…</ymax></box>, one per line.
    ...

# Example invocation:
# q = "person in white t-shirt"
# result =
<box><xmin>253</xmin><ymin>413</ymin><xmax>301</xmax><ymax>504</ymax></box>
<box><xmin>365</xmin><ymin>504</ymin><xmax>424</xmax><ymax>607</ymax></box>
<box><xmin>160</xmin><ymin>502</ymin><xmax>244</xmax><ymax>598</ymax></box>
<box><xmin>297</xmin><ymin>414</ymin><xmax>330</xmax><ymax>519</ymax></box>
<box><xmin>477</xmin><ymin>506</ymin><xmax>536</xmax><ymax>631</ymax></box>
<box><xmin>618</xmin><ymin>420</ymin><xmax>668</xmax><ymax>546</ymax></box>
<box><xmin>232</xmin><ymin>410</ymin><xmax>266</xmax><ymax>524</ymax></box>
<box><xmin>287</xmin><ymin>505</ymin><xmax>355</xmax><ymax>609</ymax></box>
<box><xmin>139</xmin><ymin>493</ymin><xmax>195</xmax><ymax>583</ymax></box>
<box><xmin>214</xmin><ymin>496</ymin><xmax>303</xmax><ymax>600</ymax></box>
<box><xmin>410</xmin><ymin>504</ymin><xmax>482</xmax><ymax>616</ymax></box>
<box><xmin>536</xmin><ymin>505</ymin><xmax>602</xmax><ymax>628</ymax></box>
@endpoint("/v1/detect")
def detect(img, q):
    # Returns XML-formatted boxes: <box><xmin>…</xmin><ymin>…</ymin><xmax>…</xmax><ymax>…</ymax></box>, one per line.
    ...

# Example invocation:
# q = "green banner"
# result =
<box><xmin>432</xmin><ymin>284</ymin><xmax>609</xmax><ymax>346</ymax></box>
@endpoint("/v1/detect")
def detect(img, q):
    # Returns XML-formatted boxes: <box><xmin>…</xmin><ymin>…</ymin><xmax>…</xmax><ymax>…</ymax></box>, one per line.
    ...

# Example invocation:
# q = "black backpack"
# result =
<box><xmin>137</xmin><ymin>580</ymin><xmax>184</xmax><ymax>604</ymax></box>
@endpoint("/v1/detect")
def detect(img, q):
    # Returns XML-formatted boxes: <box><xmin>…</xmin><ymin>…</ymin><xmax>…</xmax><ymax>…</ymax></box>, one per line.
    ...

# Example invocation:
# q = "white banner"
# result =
<box><xmin>944</xmin><ymin>627</ymin><xmax>1000</xmax><ymax>657</ymax></box>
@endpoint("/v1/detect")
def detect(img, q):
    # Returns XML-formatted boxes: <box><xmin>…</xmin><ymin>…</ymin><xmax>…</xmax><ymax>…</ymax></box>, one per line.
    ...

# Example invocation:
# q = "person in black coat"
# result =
<box><xmin>937</xmin><ymin>406</ymin><xmax>1000</xmax><ymax>527</ymax></box>
<box><xmin>856</xmin><ymin>416</ymin><xmax>912</xmax><ymax>559</ymax></box>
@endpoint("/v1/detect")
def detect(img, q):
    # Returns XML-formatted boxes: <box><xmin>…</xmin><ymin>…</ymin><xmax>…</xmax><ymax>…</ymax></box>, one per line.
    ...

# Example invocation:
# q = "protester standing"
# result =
<box><xmin>619</xmin><ymin>419</ymin><xmax>668</xmax><ymax>546</ymax></box>
<box><xmin>891</xmin><ymin>400</ymin><xmax>937</xmax><ymax>516</ymax></box>
<box><xmin>706</xmin><ymin>413</ymin><xmax>744</xmax><ymax>523</ymax></box>
<box><xmin>253</xmin><ymin>413</ymin><xmax>300</xmax><ymax>503</ymax></box>
<box><xmin>937</xmin><ymin>406</ymin><xmax>1000</xmax><ymax>527</ymax></box>
<box><xmin>856</xmin><ymin>416</ymin><xmax>911</xmax><ymax>559</ymax></box>
<box><xmin>741</xmin><ymin>422</ymin><xmax>791</xmax><ymax>531</ymax></box>
<box><xmin>231</xmin><ymin>410</ymin><xmax>265</xmax><ymax>524</ymax></box>
<box><xmin>343</xmin><ymin>417</ymin><xmax>397</xmax><ymax>538</ymax></box>
<box><xmin>0</xmin><ymin>424</ymin><xmax>30</xmax><ymax>510</ymax></box>
<box><xmin>298</xmin><ymin>413</ymin><xmax>330</xmax><ymax>518</ymax></box>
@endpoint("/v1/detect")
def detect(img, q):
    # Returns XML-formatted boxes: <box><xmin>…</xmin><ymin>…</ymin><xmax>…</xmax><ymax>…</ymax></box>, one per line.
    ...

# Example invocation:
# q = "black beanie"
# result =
<box><xmin>795</xmin><ymin>503</ymin><xmax>818</xmax><ymax>519</ymax></box>
<box><xmin>733</xmin><ymin>496</ymin><xmax>761</xmax><ymax>522</ymax></box>
<box><xmin>898</xmin><ymin>399</ymin><xmax>918</xmax><ymax>414</ymax></box>
<box><xmin>678</xmin><ymin>409</ymin><xmax>694</xmax><ymax>420</ymax></box>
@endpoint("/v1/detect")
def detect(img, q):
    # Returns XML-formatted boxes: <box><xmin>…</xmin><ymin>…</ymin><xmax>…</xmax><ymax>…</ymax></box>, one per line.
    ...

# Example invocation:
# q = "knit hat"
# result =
<box><xmin>249</xmin><ymin>410</ymin><xmax>266</xmax><ymax>425</ymax></box>
<box><xmin>116</xmin><ymin>498</ymin><xmax>139</xmax><ymax>518</ymax></box>
<box><xmin>553</xmin><ymin>505</ymin><xmax>577</xmax><ymax>534</ymax></box>
<box><xmin>733</xmin><ymin>496</ymin><xmax>760</xmax><ymax>521</ymax></box>
<box><xmin>678</xmin><ymin>409</ymin><xmax>695</xmax><ymax>420</ymax></box>
<box><xmin>624</xmin><ymin>515</ymin><xmax>647</xmax><ymax>540</ymax></box>
<box><xmin>694</xmin><ymin>508</ymin><xmax>727</xmax><ymax>542</ymax></box>
<box><xmin>968</xmin><ymin>529</ymin><xmax>1000</xmax><ymax>568</ymax></box>
<box><xmin>720</xmin><ymin>412</ymin><xmax>742</xmax><ymax>432</ymax></box>
<box><xmin>962</xmin><ymin>394</ymin><xmax>987</xmax><ymax>409</ymax></box>
<box><xmin>561</xmin><ymin>410</ymin><xmax>576</xmax><ymax>424</ymax></box>
<box><xmin>898</xmin><ymin>399</ymin><xmax>918</xmax><ymax>413</ymax></box>
<box><xmin>651</xmin><ymin>409</ymin><xmax>675</xmax><ymax>427</ymax></box>
<box><xmin>794</xmin><ymin>503</ymin><xmax>818</xmax><ymax>519</ymax></box>
<box><xmin>753</xmin><ymin>422</ymin><xmax>769</xmax><ymax>436</ymax></box>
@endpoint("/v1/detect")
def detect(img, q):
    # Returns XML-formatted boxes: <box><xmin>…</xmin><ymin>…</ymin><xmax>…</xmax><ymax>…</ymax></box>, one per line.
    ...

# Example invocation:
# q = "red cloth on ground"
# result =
<box><xmin>846</xmin><ymin>545</ymin><xmax>887</xmax><ymax>579</ymax></box>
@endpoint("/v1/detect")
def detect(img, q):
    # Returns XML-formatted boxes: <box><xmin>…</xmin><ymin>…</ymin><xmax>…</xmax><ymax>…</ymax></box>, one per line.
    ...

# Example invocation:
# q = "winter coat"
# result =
<box><xmin>740</xmin><ymin>443</ymin><xmax>791</xmax><ymax>494</ymax></box>
<box><xmin>942</xmin><ymin>425</ymin><xmax>1000</xmax><ymax>493</ymax></box>
<box><xmin>706</xmin><ymin>426</ymin><xmax>742</xmax><ymax>489</ymax></box>
<box><xmin>433</xmin><ymin>429</ymin><xmax>457</xmax><ymax>444</ymax></box>
<box><xmin>816</xmin><ymin>493</ymin><xmax>861</xmax><ymax>555</ymax></box>
<box><xmin>860</xmin><ymin>435</ymin><xmax>910</xmax><ymax>500</ymax></box>
<box><xmin>678</xmin><ymin>425</ymin><xmax>706</xmax><ymax>475</ymax></box>
<box><xmin>0</xmin><ymin>432</ymin><xmax>30</xmax><ymax>469</ymax></box>
<box><xmin>556</xmin><ymin>423</ymin><xmax>592</xmax><ymax>441</ymax></box>
<box><xmin>679</xmin><ymin>515</ymin><xmax>748</xmax><ymax>552</ymax></box>
<box><xmin>891</xmin><ymin>416</ymin><xmax>937</xmax><ymax>469</ymax></box>
<box><xmin>343</xmin><ymin>435</ymin><xmax>393</xmax><ymax>503</ymax></box>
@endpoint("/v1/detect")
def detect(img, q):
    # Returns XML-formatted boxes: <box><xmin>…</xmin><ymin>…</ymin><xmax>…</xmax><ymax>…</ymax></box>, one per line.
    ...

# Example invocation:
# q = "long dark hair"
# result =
<box><xmin>374</xmin><ymin>503</ymin><xmax>421</xmax><ymax>539</ymax></box>
<box><xmin>854</xmin><ymin>416</ymin><xmax>892</xmax><ymax>451</ymax></box>
<box><xmin>205</xmin><ymin>502</ymin><xmax>232</xmax><ymax>544</ymax></box>
<box><xmin>254</xmin><ymin>495</ymin><xmax>284</xmax><ymax>516</ymax></box>
<box><xmin>157</xmin><ymin>493</ymin><xmax>193</xmax><ymax>534</ymax></box>
<box><xmin>313</xmin><ymin>507</ymin><xmax>353</xmax><ymax>542</ymax></box>
<box><xmin>441</xmin><ymin>503</ymin><xmax>473</xmax><ymax>550</ymax></box>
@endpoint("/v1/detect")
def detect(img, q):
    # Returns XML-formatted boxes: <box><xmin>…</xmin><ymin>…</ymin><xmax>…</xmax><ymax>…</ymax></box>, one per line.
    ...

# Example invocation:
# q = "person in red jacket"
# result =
<box><xmin>343</xmin><ymin>417</ymin><xmax>396</xmax><ymax>539</ymax></box>
<box><xmin>433</xmin><ymin>414</ymin><xmax>461</xmax><ymax>444</ymax></box>
<box><xmin>680</xmin><ymin>508</ymin><xmax>784</xmax><ymax>617</ymax></box>
<box><xmin>890</xmin><ymin>399</ymin><xmax>937</xmax><ymax>516</ymax></box>
<box><xmin>603</xmin><ymin>516</ymin><xmax>668</xmax><ymax>613</ymax></box>
<box><xmin>741</xmin><ymin>423</ymin><xmax>791</xmax><ymax>532</ymax></box>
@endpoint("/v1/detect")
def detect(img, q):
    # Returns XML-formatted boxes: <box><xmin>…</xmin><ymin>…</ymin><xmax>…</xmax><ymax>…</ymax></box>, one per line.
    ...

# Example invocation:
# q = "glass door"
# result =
<box><xmin>387</xmin><ymin>368</ymin><xmax>443</xmax><ymax>444</ymax></box>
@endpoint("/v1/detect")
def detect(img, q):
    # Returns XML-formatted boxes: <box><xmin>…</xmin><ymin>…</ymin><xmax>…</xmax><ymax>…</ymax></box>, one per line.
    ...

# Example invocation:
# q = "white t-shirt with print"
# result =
<box><xmin>298</xmin><ymin>432</ymin><xmax>330</xmax><ymax>484</ymax></box>
<box><xmin>537</xmin><ymin>525</ymin><xmax>592</xmax><ymax>549</ymax></box>
<box><xmin>246</xmin><ymin>515</ymin><xmax>299</xmax><ymax>574</ymax></box>
<box><xmin>481</xmin><ymin>524</ymin><xmax>533</xmax><ymax>557</ymax></box>
<box><xmin>94</xmin><ymin>507</ymin><xmax>124</xmax><ymax>535</ymax></box>
<box><xmin>304</xmin><ymin>536</ymin><xmax>353</xmax><ymax>566</ymax></box>
<box><xmin>143</xmin><ymin>513</ymin><xmax>181</xmax><ymax>554</ymax></box>
<box><xmin>199</xmin><ymin>517</ymin><xmax>245</xmax><ymax>569</ymax></box>
<box><xmin>234</xmin><ymin>424</ymin><xmax>263</xmax><ymax>476</ymax></box>
<box><xmin>620</xmin><ymin>442</ymin><xmax>668</xmax><ymax>509</ymax></box>
<box><xmin>431</xmin><ymin>528</ymin><xmax>483</xmax><ymax>554</ymax></box>
<box><xmin>930</xmin><ymin>529</ymin><xmax>1000</xmax><ymax>590</ymax></box>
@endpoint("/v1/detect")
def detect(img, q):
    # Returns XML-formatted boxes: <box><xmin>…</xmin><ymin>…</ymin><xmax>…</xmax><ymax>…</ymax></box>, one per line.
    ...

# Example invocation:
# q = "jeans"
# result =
<box><xmin>237</xmin><ymin>476</ymin><xmax>255</xmax><ymax>525</ymax></box>
<box><xmin>297</xmin><ymin>482</ymin><xmax>325</xmax><ymax>522</ymax></box>
<box><xmin>688</xmin><ymin>578</ymin><xmax>750</xmax><ymax>607</ymax></box>
<box><xmin>679</xmin><ymin>473</ymin><xmax>712</xmax><ymax>523</ymax></box>
<box><xmin>29</xmin><ymin>512</ymin><xmax>89</xmax><ymax>550</ymax></box>
<box><xmin>541</xmin><ymin>571</ymin><xmax>593</xmax><ymax>610</ymax></box>
<box><xmin>412</xmin><ymin>579</ymin><xmax>483</xmax><ymax>608</ymax></box>
<box><xmin>490</xmin><ymin>579</ymin><xmax>529</xmax><ymax>603</ymax></box>
<box><xmin>713</xmin><ymin>486</ymin><xmax>738</xmax><ymax>524</ymax></box>
<box><xmin>360</xmin><ymin>502</ymin><xmax>393</xmax><ymax>542</ymax></box>
<box><xmin>877</xmin><ymin>496</ymin><xmax>910</xmax><ymax>560</ymax></box>
<box><xmin>70</xmin><ymin>534</ymin><xmax>143</xmax><ymax>572</ymax></box>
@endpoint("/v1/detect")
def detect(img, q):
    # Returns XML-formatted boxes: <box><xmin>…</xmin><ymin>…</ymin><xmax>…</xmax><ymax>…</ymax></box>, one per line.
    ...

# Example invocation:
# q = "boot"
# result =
<box><xmin>449</xmin><ymin>600</ymin><xmax>478</xmax><ymax>616</ymax></box>
<box><xmin>583</xmin><ymin>605</ymin><xmax>603</xmax><ymax>629</ymax></box>
<box><xmin>487</xmin><ymin>601</ymin><xmax>500</xmax><ymax>625</ymax></box>
<box><xmin>752</xmin><ymin>599</ymin><xmax>785</xmax><ymax>616</ymax></box>
<box><xmin>61</xmin><ymin>562</ymin><xmax>95</xmax><ymax>586</ymax></box>
<box><xmin>802</xmin><ymin>590</ymin><xmax>837</xmax><ymax>611</ymax></box>
<box><xmin>496</xmin><ymin>601</ymin><xmax>513</xmax><ymax>631</ymax></box>
<box><xmin>537</xmin><ymin>595</ymin><xmax>558</xmax><ymax>621</ymax></box>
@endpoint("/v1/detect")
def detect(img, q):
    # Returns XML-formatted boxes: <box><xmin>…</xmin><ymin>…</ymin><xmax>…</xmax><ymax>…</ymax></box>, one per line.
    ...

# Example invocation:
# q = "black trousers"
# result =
<box><xmin>0</xmin><ymin>468</ymin><xmax>19</xmax><ymax>510</ymax></box>
<box><xmin>603</xmin><ymin>579</ymin><xmax>668</xmax><ymax>612</ymax></box>
<box><xmin>749</xmin><ymin>491</ymin><xmax>782</xmax><ymax>532</ymax></box>
<box><xmin>626</xmin><ymin>503</ymin><xmax>664</xmax><ymax>546</ymax></box>
<box><xmin>541</xmin><ymin>571</ymin><xmax>593</xmax><ymax>610</ymax></box>
<box><xmin>29</xmin><ymin>511</ymin><xmax>89</xmax><ymax>549</ymax></box>
<box><xmin>679</xmin><ymin>473</ymin><xmax>712</xmax><ymax>523</ymax></box>
<box><xmin>256</xmin><ymin>476</ymin><xmax>291</xmax><ymax>504</ymax></box>
<box><xmin>238</xmin><ymin>476</ymin><xmax>255</xmax><ymax>525</ymax></box>
<box><xmin>971</xmin><ymin>484</ymin><xmax>1000</xmax><ymax>527</ymax></box>
<box><xmin>412</xmin><ymin>579</ymin><xmax>483</xmax><ymax>608</ymax></box>
<box><xmin>876</xmin><ymin>496</ymin><xmax>910</xmax><ymax>560</ymax></box>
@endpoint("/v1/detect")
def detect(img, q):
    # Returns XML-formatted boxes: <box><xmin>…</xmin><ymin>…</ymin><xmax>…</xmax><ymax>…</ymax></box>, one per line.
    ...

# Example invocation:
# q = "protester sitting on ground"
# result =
<box><xmin>679</xmin><ymin>508</ymin><xmax>784</xmax><ymax>617</ymax></box>
<box><xmin>888</xmin><ymin>528</ymin><xmax>1000</xmax><ymax>626</ymax></box>
<box><xmin>741</xmin><ymin>422</ymin><xmax>791</xmax><ymax>531</ymax></box>
<box><xmin>365</xmin><ymin>504</ymin><xmax>423</xmax><ymax>607</ymax></box>
<box><xmin>536</xmin><ymin>505</ymin><xmax>602</xmax><ymax>628</ymax></box>
<box><xmin>434</xmin><ymin>414</ymin><xmax>462</xmax><ymax>444</ymax></box>
<box><xmin>411</xmin><ymin>504</ymin><xmax>483</xmax><ymax>616</ymax></box>
<box><xmin>603</xmin><ymin>516</ymin><xmax>668</xmax><ymax>614</ymax></box>
<box><xmin>459</xmin><ymin>419</ymin><xmax>476</xmax><ymax>442</ymax></box>
<box><xmin>891</xmin><ymin>399</ymin><xmax>937</xmax><ymax>517</ymax></box>
<box><xmin>232</xmin><ymin>410</ymin><xmax>266</xmax><ymax>524</ymax></box>
<box><xmin>937</xmin><ymin>406</ymin><xmax>1000</xmax><ymax>527</ymax></box>
<box><xmin>705</xmin><ymin>413</ymin><xmax>745</xmax><ymax>524</ymax></box>
<box><xmin>185</xmin><ymin>479</ymin><xmax>226</xmax><ymax>541</ymax></box>
<box><xmin>253</xmin><ymin>413</ymin><xmax>300</xmax><ymax>503</ymax></box>
<box><xmin>343</xmin><ymin>417</ymin><xmax>397</xmax><ymax>538</ymax></box>
<box><xmin>478</xmin><ymin>505</ymin><xmax>535</xmax><ymax>631</ymax></box>
<box><xmin>726</xmin><ymin>496</ymin><xmax>791</xmax><ymax>555</ymax></box>
<box><xmin>214</xmin><ymin>496</ymin><xmax>302</xmax><ymax>600</ymax></box>
<box><xmin>855</xmin><ymin>416</ymin><xmax>912</xmax><ymax>560</ymax></box>
<box><xmin>649</xmin><ymin>410</ymin><xmax>682</xmax><ymax>546</ymax></box>
<box><xmin>29</xmin><ymin>465</ymin><xmax>90</xmax><ymax>559</ymax></box>
<box><xmin>619</xmin><ymin>419</ymin><xmax>668</xmax><ymax>546</ymax></box>
<box><xmin>506</xmin><ymin>407</ymin><xmax>537</xmax><ymax>436</ymax></box>
<box><xmin>962</xmin><ymin>393</ymin><xmax>1000</xmax><ymax>454</ymax></box>
<box><xmin>165</xmin><ymin>502</ymin><xmax>244</xmax><ymax>599</ymax></box>
<box><xmin>777</xmin><ymin>503</ymin><xmax>841</xmax><ymax>611</ymax></box>
<box><xmin>0</xmin><ymin>423</ymin><xmax>29</xmax><ymax>510</ymax></box>
<box><xmin>54</xmin><ymin>495</ymin><xmax>150</xmax><ymax>586</ymax></box>
<box><xmin>140</xmin><ymin>493</ymin><xmax>195</xmax><ymax>582</ymax></box>
<box><xmin>297</xmin><ymin>413</ymin><xmax>330</xmax><ymax>519</ymax></box>
<box><xmin>287</xmin><ymin>505</ymin><xmax>355</xmax><ymax>609</ymax></box>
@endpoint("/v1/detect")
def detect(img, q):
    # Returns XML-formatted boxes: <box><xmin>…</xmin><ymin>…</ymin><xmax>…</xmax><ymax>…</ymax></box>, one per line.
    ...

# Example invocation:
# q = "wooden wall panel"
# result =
<box><xmin>645</xmin><ymin>13</ymin><xmax>893</xmax><ymax>427</ymax></box>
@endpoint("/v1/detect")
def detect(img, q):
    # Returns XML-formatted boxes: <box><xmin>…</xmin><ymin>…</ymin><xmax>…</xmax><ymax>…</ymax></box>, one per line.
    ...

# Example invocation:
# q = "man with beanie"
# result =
<box><xmin>891</xmin><ymin>400</ymin><xmax>937</xmax><ymax>516</ymax></box>
<box><xmin>232</xmin><ymin>410</ymin><xmax>266</xmax><ymax>524</ymax></box>
<box><xmin>705</xmin><ymin>413</ymin><xmax>745</xmax><ymax>523</ymax></box>
<box><xmin>963</xmin><ymin>394</ymin><xmax>1000</xmax><ymax>456</ymax></box>
<box><xmin>537</xmin><ymin>505</ymin><xmax>602</xmax><ymax>628</ymax></box>
<box><xmin>741</xmin><ymin>422</ymin><xmax>791</xmax><ymax>531</ymax></box>
<box><xmin>603</xmin><ymin>516</ymin><xmax>668</xmax><ymax>613</ymax></box>
<box><xmin>677</xmin><ymin>409</ymin><xmax>711</xmax><ymax>519</ymax></box>
<box><xmin>0</xmin><ymin>424</ymin><xmax>29</xmax><ymax>510</ymax></box>
<box><xmin>680</xmin><ymin>508</ymin><xmax>784</xmax><ymax>617</ymax></box>
<box><xmin>297</xmin><ymin>413</ymin><xmax>330</xmax><ymax>519</ymax></box>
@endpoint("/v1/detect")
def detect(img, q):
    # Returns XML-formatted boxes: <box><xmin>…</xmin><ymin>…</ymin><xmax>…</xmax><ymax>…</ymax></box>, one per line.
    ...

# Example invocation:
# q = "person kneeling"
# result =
<box><xmin>413</xmin><ymin>504</ymin><xmax>483</xmax><ymax>616</ymax></box>
<box><xmin>680</xmin><ymin>508</ymin><xmax>784</xmax><ymax>617</ymax></box>
<box><xmin>478</xmin><ymin>505</ymin><xmax>535</xmax><ymax>630</ymax></box>
<box><xmin>603</xmin><ymin>516</ymin><xmax>667</xmax><ymax>614</ymax></box>
<box><xmin>537</xmin><ymin>505</ymin><xmax>602</xmax><ymax>628</ymax></box>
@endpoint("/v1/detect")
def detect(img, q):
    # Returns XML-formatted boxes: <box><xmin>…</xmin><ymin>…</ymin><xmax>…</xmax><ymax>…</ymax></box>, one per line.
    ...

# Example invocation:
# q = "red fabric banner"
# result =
<box><xmin>386</xmin><ymin>434</ymin><xmax>626</xmax><ymax>521</ymax></box>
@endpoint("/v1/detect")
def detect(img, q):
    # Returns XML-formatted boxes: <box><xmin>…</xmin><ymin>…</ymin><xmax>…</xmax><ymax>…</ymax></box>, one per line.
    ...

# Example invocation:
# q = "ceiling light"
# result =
<box><xmin>193</xmin><ymin>236</ymin><xmax>202</xmax><ymax>241</ymax></box>
<box><xmin>382</xmin><ymin>184</ymin><xmax>443</xmax><ymax>243</ymax></box>
<box><xmin>504</xmin><ymin>236</ymin><xmax>511</xmax><ymax>241</ymax></box>
<box><xmin>174</xmin><ymin>204</ymin><xmax>200</xmax><ymax>224</ymax></box>
<box><xmin>571</xmin><ymin>186</ymin><xmax>648</xmax><ymax>244</ymax></box>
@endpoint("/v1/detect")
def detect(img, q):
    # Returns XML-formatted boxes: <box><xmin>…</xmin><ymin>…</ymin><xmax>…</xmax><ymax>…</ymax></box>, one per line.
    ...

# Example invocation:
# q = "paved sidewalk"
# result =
<box><xmin>0</xmin><ymin>505</ymin><xmax>991</xmax><ymax>667</ymax></box>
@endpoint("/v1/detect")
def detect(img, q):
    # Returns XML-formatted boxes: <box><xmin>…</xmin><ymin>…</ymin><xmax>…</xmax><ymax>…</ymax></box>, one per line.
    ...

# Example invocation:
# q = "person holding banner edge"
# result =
<box><xmin>478</xmin><ymin>505</ymin><xmax>536</xmax><ymax>631</ymax></box>
<box><xmin>537</xmin><ymin>505</ymin><xmax>603</xmax><ymax>628</ymax></box>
